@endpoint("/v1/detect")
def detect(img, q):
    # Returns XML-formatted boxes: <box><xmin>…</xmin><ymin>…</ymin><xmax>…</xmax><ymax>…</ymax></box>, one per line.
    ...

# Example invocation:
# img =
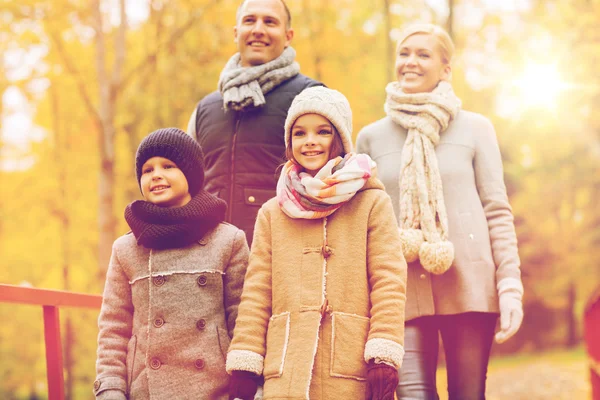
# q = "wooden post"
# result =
<box><xmin>43</xmin><ymin>305</ymin><xmax>65</xmax><ymax>400</ymax></box>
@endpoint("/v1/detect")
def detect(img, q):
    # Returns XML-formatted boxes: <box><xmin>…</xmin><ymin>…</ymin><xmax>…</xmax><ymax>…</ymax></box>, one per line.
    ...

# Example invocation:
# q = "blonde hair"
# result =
<box><xmin>397</xmin><ymin>24</ymin><xmax>454</xmax><ymax>64</ymax></box>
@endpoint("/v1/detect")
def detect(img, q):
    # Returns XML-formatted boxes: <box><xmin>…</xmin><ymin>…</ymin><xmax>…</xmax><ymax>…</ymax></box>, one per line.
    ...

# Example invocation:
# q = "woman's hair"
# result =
<box><xmin>397</xmin><ymin>23</ymin><xmax>454</xmax><ymax>65</ymax></box>
<box><xmin>284</xmin><ymin>124</ymin><xmax>345</xmax><ymax>166</ymax></box>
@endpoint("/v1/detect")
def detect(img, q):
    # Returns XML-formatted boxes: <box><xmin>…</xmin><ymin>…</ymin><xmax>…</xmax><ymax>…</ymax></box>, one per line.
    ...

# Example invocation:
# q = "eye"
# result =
<box><xmin>164</xmin><ymin>164</ymin><xmax>176</xmax><ymax>169</ymax></box>
<box><xmin>243</xmin><ymin>16</ymin><xmax>255</xmax><ymax>24</ymax></box>
<box><xmin>264</xmin><ymin>18</ymin><xmax>276</xmax><ymax>25</ymax></box>
<box><xmin>142</xmin><ymin>167</ymin><xmax>153</xmax><ymax>174</ymax></box>
<box><xmin>292</xmin><ymin>130</ymin><xmax>305</xmax><ymax>137</ymax></box>
<box><xmin>399</xmin><ymin>52</ymin><xmax>408</xmax><ymax>57</ymax></box>
<box><xmin>420</xmin><ymin>53</ymin><xmax>430</xmax><ymax>58</ymax></box>
<box><xmin>319</xmin><ymin>129</ymin><xmax>332</xmax><ymax>135</ymax></box>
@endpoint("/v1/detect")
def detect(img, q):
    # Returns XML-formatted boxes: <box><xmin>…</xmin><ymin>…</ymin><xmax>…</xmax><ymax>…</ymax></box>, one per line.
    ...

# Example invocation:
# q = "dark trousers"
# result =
<box><xmin>397</xmin><ymin>312</ymin><xmax>498</xmax><ymax>400</ymax></box>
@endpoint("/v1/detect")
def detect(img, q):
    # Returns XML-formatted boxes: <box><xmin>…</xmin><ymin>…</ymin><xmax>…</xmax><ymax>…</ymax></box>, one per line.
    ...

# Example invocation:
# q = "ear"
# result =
<box><xmin>284</xmin><ymin>28</ymin><xmax>294</xmax><ymax>47</ymax></box>
<box><xmin>441</xmin><ymin>64</ymin><xmax>452</xmax><ymax>81</ymax></box>
<box><xmin>233</xmin><ymin>25</ymin><xmax>238</xmax><ymax>43</ymax></box>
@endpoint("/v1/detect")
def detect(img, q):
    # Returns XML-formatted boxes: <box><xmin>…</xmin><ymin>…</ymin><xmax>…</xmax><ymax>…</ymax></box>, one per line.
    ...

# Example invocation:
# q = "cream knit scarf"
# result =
<box><xmin>218</xmin><ymin>47</ymin><xmax>300</xmax><ymax>111</ymax></box>
<box><xmin>384</xmin><ymin>80</ymin><xmax>461</xmax><ymax>274</ymax></box>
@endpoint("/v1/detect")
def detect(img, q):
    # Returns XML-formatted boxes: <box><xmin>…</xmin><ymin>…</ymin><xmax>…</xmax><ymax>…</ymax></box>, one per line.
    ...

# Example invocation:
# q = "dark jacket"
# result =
<box><xmin>189</xmin><ymin>74</ymin><xmax>321</xmax><ymax>245</ymax></box>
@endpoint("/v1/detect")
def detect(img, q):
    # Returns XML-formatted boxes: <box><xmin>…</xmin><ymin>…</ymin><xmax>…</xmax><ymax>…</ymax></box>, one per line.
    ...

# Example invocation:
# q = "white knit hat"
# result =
<box><xmin>284</xmin><ymin>86</ymin><xmax>353</xmax><ymax>154</ymax></box>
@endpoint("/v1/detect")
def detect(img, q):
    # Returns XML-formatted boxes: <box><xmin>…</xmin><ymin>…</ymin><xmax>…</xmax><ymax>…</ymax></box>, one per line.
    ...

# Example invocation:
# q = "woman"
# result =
<box><xmin>226</xmin><ymin>86</ymin><xmax>408</xmax><ymax>400</ymax></box>
<box><xmin>356</xmin><ymin>24</ymin><xmax>524</xmax><ymax>399</ymax></box>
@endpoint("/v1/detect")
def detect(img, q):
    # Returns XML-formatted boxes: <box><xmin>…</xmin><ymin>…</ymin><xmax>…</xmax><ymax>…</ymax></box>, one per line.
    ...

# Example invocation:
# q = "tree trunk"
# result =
<box><xmin>383</xmin><ymin>0</ymin><xmax>394</xmax><ymax>83</ymax></box>
<box><xmin>566</xmin><ymin>280</ymin><xmax>578</xmax><ymax>347</ymax></box>
<box><xmin>93</xmin><ymin>0</ymin><xmax>127</xmax><ymax>276</ymax></box>
<box><xmin>447</xmin><ymin>0</ymin><xmax>454</xmax><ymax>39</ymax></box>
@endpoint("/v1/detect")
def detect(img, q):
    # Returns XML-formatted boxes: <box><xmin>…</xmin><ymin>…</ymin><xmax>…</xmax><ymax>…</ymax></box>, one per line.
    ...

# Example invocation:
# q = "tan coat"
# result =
<box><xmin>226</xmin><ymin>177</ymin><xmax>408</xmax><ymax>400</ymax></box>
<box><xmin>94</xmin><ymin>223</ymin><xmax>249</xmax><ymax>400</ymax></box>
<box><xmin>356</xmin><ymin>111</ymin><xmax>522</xmax><ymax>321</ymax></box>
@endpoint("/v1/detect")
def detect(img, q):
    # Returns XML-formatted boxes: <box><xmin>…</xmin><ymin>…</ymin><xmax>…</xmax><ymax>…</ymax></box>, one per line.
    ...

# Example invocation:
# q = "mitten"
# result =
<box><xmin>365</xmin><ymin>360</ymin><xmax>398</xmax><ymax>400</ymax></box>
<box><xmin>495</xmin><ymin>278</ymin><xmax>524</xmax><ymax>344</ymax></box>
<box><xmin>228</xmin><ymin>370</ymin><xmax>258</xmax><ymax>400</ymax></box>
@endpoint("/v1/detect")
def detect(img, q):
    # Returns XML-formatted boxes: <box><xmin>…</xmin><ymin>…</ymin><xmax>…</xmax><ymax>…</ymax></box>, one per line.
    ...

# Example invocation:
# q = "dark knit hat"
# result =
<box><xmin>135</xmin><ymin>128</ymin><xmax>204</xmax><ymax>196</ymax></box>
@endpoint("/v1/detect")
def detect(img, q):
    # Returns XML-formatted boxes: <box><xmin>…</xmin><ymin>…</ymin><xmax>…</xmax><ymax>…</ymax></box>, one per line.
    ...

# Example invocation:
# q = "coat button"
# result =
<box><xmin>420</xmin><ymin>273</ymin><xmax>427</xmax><ymax>280</ymax></box>
<box><xmin>150</xmin><ymin>358</ymin><xmax>162</xmax><ymax>370</ymax></box>
<box><xmin>153</xmin><ymin>276</ymin><xmax>166</xmax><ymax>286</ymax></box>
<box><xmin>196</xmin><ymin>319</ymin><xmax>207</xmax><ymax>330</ymax></box>
<box><xmin>194</xmin><ymin>359</ymin><xmax>205</xmax><ymax>369</ymax></box>
<box><xmin>93</xmin><ymin>380</ymin><xmax>101</xmax><ymax>391</ymax></box>
<box><xmin>322</xmin><ymin>246</ymin><xmax>333</xmax><ymax>258</ymax></box>
<box><xmin>197</xmin><ymin>274</ymin><xmax>207</xmax><ymax>286</ymax></box>
<box><xmin>153</xmin><ymin>317</ymin><xmax>164</xmax><ymax>328</ymax></box>
<box><xmin>248</xmin><ymin>196</ymin><xmax>256</xmax><ymax>203</ymax></box>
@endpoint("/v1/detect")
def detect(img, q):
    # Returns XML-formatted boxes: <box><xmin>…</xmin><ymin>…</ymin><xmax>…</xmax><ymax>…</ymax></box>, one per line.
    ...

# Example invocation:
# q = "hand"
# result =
<box><xmin>365</xmin><ymin>360</ymin><xmax>398</xmax><ymax>400</ymax></box>
<box><xmin>495</xmin><ymin>289</ymin><xmax>524</xmax><ymax>344</ymax></box>
<box><xmin>228</xmin><ymin>370</ymin><xmax>258</xmax><ymax>400</ymax></box>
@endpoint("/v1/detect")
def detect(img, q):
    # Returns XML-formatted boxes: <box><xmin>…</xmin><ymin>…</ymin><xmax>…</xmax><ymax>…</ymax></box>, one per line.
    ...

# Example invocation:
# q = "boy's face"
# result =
<box><xmin>140</xmin><ymin>157</ymin><xmax>192</xmax><ymax>208</ymax></box>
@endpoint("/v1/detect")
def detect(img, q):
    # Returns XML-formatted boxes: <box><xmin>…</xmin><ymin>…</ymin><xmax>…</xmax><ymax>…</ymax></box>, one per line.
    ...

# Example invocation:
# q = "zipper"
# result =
<box><xmin>227</xmin><ymin>114</ymin><xmax>242</xmax><ymax>222</ymax></box>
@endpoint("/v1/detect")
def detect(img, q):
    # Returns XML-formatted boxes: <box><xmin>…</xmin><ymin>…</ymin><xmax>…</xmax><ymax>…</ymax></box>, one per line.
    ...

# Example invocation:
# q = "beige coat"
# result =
<box><xmin>94</xmin><ymin>223</ymin><xmax>249</xmax><ymax>400</ymax></box>
<box><xmin>356</xmin><ymin>111</ymin><xmax>522</xmax><ymax>321</ymax></box>
<box><xmin>226</xmin><ymin>177</ymin><xmax>408</xmax><ymax>400</ymax></box>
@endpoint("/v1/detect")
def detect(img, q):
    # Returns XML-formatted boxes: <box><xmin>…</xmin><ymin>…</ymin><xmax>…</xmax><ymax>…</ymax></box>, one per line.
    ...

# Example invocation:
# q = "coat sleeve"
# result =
<box><xmin>94</xmin><ymin>242</ymin><xmax>133</xmax><ymax>399</ymax></box>
<box><xmin>225</xmin><ymin>207</ymin><xmax>273</xmax><ymax>375</ymax></box>
<box><xmin>363</xmin><ymin>192</ymin><xmax>408</xmax><ymax>369</ymax></box>
<box><xmin>224</xmin><ymin>228</ymin><xmax>250</xmax><ymax>337</ymax></box>
<box><xmin>355</xmin><ymin>126</ymin><xmax>372</xmax><ymax>156</ymax></box>
<box><xmin>473</xmin><ymin>116</ymin><xmax>523</xmax><ymax>295</ymax></box>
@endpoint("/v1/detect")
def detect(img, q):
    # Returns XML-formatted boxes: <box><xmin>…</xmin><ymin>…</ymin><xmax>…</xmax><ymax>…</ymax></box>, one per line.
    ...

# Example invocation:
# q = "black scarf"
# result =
<box><xmin>124</xmin><ymin>190</ymin><xmax>227</xmax><ymax>250</ymax></box>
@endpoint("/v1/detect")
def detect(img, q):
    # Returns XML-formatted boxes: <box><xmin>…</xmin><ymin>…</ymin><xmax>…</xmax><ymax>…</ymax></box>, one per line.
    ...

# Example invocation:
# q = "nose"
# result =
<box><xmin>251</xmin><ymin>20</ymin><xmax>266</xmax><ymax>35</ymax></box>
<box><xmin>304</xmin><ymin>132</ymin><xmax>317</xmax><ymax>146</ymax></box>
<box><xmin>406</xmin><ymin>53</ymin><xmax>417</xmax><ymax>66</ymax></box>
<box><xmin>151</xmin><ymin>168</ymin><xmax>163</xmax><ymax>180</ymax></box>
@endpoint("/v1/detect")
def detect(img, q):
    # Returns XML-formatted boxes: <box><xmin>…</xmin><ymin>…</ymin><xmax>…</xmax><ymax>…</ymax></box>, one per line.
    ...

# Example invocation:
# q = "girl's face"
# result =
<box><xmin>291</xmin><ymin>113</ymin><xmax>338</xmax><ymax>176</ymax></box>
<box><xmin>395</xmin><ymin>33</ymin><xmax>450</xmax><ymax>93</ymax></box>
<box><xmin>140</xmin><ymin>157</ymin><xmax>192</xmax><ymax>208</ymax></box>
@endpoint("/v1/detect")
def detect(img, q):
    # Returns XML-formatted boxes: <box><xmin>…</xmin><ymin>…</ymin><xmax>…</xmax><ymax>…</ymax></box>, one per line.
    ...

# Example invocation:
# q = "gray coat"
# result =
<box><xmin>94</xmin><ymin>222</ymin><xmax>249</xmax><ymax>400</ymax></box>
<box><xmin>356</xmin><ymin>110</ymin><xmax>522</xmax><ymax>321</ymax></box>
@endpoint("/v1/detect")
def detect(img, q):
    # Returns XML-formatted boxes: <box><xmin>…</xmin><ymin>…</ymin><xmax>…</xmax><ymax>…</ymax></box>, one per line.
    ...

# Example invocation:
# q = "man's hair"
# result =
<box><xmin>236</xmin><ymin>0</ymin><xmax>292</xmax><ymax>29</ymax></box>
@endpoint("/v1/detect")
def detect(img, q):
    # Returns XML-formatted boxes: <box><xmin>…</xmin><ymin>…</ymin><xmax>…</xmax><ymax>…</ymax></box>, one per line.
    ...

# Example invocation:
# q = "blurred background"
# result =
<box><xmin>1</xmin><ymin>0</ymin><xmax>599</xmax><ymax>398</ymax></box>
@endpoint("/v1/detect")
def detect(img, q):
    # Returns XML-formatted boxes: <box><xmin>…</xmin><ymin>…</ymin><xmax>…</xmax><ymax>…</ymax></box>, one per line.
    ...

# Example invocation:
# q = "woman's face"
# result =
<box><xmin>395</xmin><ymin>33</ymin><xmax>450</xmax><ymax>93</ymax></box>
<box><xmin>291</xmin><ymin>113</ymin><xmax>336</xmax><ymax>176</ymax></box>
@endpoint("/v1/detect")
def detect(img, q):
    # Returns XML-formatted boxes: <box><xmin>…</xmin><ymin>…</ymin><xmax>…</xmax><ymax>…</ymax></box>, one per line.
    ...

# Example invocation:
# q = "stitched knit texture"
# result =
<box><xmin>124</xmin><ymin>190</ymin><xmax>226</xmax><ymax>249</ymax></box>
<box><xmin>284</xmin><ymin>86</ymin><xmax>354</xmax><ymax>154</ymax></box>
<box><xmin>218</xmin><ymin>46</ymin><xmax>300</xmax><ymax>111</ymax></box>
<box><xmin>384</xmin><ymin>80</ymin><xmax>461</xmax><ymax>274</ymax></box>
<box><xmin>135</xmin><ymin>127</ymin><xmax>205</xmax><ymax>196</ymax></box>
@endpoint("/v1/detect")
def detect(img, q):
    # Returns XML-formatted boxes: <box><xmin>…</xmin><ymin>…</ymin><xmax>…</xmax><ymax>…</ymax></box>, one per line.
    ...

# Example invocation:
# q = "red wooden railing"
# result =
<box><xmin>0</xmin><ymin>283</ymin><xmax>102</xmax><ymax>400</ymax></box>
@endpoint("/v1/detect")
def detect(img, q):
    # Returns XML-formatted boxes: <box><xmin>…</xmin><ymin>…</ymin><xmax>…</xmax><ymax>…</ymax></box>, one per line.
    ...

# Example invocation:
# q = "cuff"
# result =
<box><xmin>364</xmin><ymin>338</ymin><xmax>405</xmax><ymax>369</ymax></box>
<box><xmin>226</xmin><ymin>349</ymin><xmax>264</xmax><ymax>375</ymax></box>
<box><xmin>497</xmin><ymin>277</ymin><xmax>524</xmax><ymax>297</ymax></box>
<box><xmin>93</xmin><ymin>376</ymin><xmax>127</xmax><ymax>399</ymax></box>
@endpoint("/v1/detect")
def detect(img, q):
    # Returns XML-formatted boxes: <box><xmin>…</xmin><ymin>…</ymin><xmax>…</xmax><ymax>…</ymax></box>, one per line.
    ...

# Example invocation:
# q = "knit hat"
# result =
<box><xmin>135</xmin><ymin>127</ymin><xmax>205</xmax><ymax>196</ymax></box>
<box><xmin>284</xmin><ymin>87</ymin><xmax>353</xmax><ymax>154</ymax></box>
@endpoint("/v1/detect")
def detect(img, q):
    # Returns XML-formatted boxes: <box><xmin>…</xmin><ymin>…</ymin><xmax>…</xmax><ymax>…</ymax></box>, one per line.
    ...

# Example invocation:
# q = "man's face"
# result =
<box><xmin>234</xmin><ymin>0</ymin><xmax>294</xmax><ymax>67</ymax></box>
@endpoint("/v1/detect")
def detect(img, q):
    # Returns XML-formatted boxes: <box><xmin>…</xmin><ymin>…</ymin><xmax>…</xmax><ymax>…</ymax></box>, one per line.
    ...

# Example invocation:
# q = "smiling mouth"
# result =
<box><xmin>302</xmin><ymin>151</ymin><xmax>324</xmax><ymax>156</ymax></box>
<box><xmin>151</xmin><ymin>185</ymin><xmax>170</xmax><ymax>192</ymax></box>
<box><xmin>248</xmin><ymin>41</ymin><xmax>268</xmax><ymax>47</ymax></box>
<box><xmin>403</xmin><ymin>72</ymin><xmax>421</xmax><ymax>77</ymax></box>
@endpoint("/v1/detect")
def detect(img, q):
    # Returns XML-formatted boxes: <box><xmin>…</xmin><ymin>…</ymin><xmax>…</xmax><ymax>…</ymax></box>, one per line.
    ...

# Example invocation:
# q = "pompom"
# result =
<box><xmin>399</xmin><ymin>228</ymin><xmax>424</xmax><ymax>262</ymax></box>
<box><xmin>419</xmin><ymin>240</ymin><xmax>454</xmax><ymax>274</ymax></box>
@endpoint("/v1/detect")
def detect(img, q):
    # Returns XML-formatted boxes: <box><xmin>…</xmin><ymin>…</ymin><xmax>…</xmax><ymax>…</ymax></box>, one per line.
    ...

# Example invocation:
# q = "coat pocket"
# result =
<box><xmin>126</xmin><ymin>334</ymin><xmax>137</xmax><ymax>391</ymax></box>
<box><xmin>217</xmin><ymin>326</ymin><xmax>231</xmax><ymax>363</ymax></box>
<box><xmin>263</xmin><ymin>312</ymin><xmax>291</xmax><ymax>379</ymax></box>
<box><xmin>330</xmin><ymin>312</ymin><xmax>369</xmax><ymax>380</ymax></box>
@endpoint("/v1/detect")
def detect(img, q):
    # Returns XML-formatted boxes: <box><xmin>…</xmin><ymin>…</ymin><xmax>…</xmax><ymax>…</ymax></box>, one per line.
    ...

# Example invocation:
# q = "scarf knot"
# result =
<box><xmin>124</xmin><ymin>190</ymin><xmax>227</xmax><ymax>249</ymax></box>
<box><xmin>218</xmin><ymin>47</ymin><xmax>300</xmax><ymax>111</ymax></box>
<box><xmin>276</xmin><ymin>153</ymin><xmax>376</xmax><ymax>219</ymax></box>
<box><xmin>384</xmin><ymin>80</ymin><xmax>461</xmax><ymax>274</ymax></box>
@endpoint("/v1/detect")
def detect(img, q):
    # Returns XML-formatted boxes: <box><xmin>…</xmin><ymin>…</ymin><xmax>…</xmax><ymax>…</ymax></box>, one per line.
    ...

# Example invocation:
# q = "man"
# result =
<box><xmin>187</xmin><ymin>0</ymin><xmax>321</xmax><ymax>245</ymax></box>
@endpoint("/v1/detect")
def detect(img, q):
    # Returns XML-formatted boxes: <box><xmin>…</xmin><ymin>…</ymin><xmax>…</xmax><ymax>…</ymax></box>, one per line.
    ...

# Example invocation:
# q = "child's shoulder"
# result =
<box><xmin>203</xmin><ymin>222</ymin><xmax>245</xmax><ymax>244</ymax></box>
<box><xmin>113</xmin><ymin>231</ymin><xmax>136</xmax><ymax>249</ymax></box>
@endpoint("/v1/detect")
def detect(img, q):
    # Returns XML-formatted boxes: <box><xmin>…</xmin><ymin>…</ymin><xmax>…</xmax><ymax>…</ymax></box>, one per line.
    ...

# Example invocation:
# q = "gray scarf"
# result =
<box><xmin>218</xmin><ymin>47</ymin><xmax>300</xmax><ymax>111</ymax></box>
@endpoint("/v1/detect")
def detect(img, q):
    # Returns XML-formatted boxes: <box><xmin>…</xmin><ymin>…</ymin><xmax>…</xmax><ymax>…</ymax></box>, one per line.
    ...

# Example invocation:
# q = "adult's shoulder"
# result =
<box><xmin>357</xmin><ymin>116</ymin><xmax>398</xmax><ymax>139</ymax></box>
<box><xmin>198</xmin><ymin>90</ymin><xmax>223</xmax><ymax>108</ymax></box>
<box><xmin>453</xmin><ymin>109</ymin><xmax>495</xmax><ymax>134</ymax></box>
<box><xmin>279</xmin><ymin>73</ymin><xmax>323</xmax><ymax>93</ymax></box>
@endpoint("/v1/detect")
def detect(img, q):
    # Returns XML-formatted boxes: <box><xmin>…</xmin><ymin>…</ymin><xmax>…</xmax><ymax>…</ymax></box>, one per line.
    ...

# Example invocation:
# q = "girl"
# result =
<box><xmin>356</xmin><ymin>24</ymin><xmax>524</xmax><ymax>399</ymax></box>
<box><xmin>226</xmin><ymin>87</ymin><xmax>408</xmax><ymax>400</ymax></box>
<box><xmin>94</xmin><ymin>128</ymin><xmax>249</xmax><ymax>399</ymax></box>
